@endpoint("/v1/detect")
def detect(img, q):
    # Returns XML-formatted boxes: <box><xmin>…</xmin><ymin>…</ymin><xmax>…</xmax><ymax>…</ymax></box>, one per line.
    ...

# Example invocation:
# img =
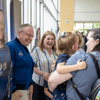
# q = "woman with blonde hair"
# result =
<box><xmin>72</xmin><ymin>30</ymin><xmax>83</xmax><ymax>48</ymax></box>
<box><xmin>31</xmin><ymin>31</ymin><xmax>57</xmax><ymax>100</ymax></box>
<box><xmin>48</xmin><ymin>31</ymin><xmax>86</xmax><ymax>100</ymax></box>
<box><xmin>49</xmin><ymin>30</ymin><xmax>99</xmax><ymax>100</ymax></box>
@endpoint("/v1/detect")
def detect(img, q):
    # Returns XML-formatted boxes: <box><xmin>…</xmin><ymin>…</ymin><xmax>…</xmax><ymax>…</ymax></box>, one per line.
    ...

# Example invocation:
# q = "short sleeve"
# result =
<box><xmin>65</xmin><ymin>54</ymin><xmax>78</xmax><ymax>76</ymax></box>
<box><xmin>31</xmin><ymin>47</ymin><xmax>39</xmax><ymax>64</ymax></box>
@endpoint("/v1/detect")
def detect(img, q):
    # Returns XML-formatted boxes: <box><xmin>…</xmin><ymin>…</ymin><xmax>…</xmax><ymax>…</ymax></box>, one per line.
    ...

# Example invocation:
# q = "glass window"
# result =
<box><xmin>84</xmin><ymin>23</ymin><xmax>92</xmax><ymax>29</ymax></box>
<box><xmin>93</xmin><ymin>23</ymin><xmax>100</xmax><ymax>28</ymax></box>
<box><xmin>74</xmin><ymin>22</ymin><xmax>100</xmax><ymax>35</ymax></box>
<box><xmin>74</xmin><ymin>23</ymin><xmax>83</xmax><ymax>30</ymax></box>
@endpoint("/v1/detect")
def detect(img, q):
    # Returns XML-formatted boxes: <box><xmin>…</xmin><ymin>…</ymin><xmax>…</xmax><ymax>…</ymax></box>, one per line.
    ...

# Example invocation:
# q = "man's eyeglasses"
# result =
<box><xmin>21</xmin><ymin>30</ymin><xmax>34</xmax><ymax>38</ymax></box>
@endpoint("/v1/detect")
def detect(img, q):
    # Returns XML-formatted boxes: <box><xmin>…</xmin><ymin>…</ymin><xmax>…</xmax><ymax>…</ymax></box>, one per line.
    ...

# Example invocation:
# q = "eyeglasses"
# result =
<box><xmin>21</xmin><ymin>30</ymin><xmax>34</xmax><ymax>38</ymax></box>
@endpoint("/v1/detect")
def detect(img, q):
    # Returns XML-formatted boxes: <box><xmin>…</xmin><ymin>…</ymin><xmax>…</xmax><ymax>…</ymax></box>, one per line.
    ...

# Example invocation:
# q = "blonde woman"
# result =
<box><xmin>48</xmin><ymin>31</ymin><xmax>86</xmax><ymax>100</ymax></box>
<box><xmin>31</xmin><ymin>31</ymin><xmax>57</xmax><ymax>100</ymax></box>
<box><xmin>49</xmin><ymin>30</ymin><xmax>99</xmax><ymax>100</ymax></box>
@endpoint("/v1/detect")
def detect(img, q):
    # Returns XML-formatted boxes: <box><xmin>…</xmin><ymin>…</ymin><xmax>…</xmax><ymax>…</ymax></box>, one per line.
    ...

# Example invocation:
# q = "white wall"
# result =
<box><xmin>74</xmin><ymin>0</ymin><xmax>100</xmax><ymax>22</ymax></box>
<box><xmin>43</xmin><ymin>0</ymin><xmax>58</xmax><ymax>34</ymax></box>
<box><xmin>2</xmin><ymin>0</ymin><xmax>60</xmax><ymax>51</ymax></box>
<box><xmin>6</xmin><ymin>0</ymin><xmax>11</xmax><ymax>42</ymax></box>
<box><xmin>44</xmin><ymin>0</ymin><xmax>57</xmax><ymax>21</ymax></box>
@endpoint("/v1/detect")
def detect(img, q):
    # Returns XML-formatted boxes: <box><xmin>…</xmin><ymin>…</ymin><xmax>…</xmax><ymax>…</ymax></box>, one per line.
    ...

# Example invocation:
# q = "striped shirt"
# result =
<box><xmin>31</xmin><ymin>47</ymin><xmax>57</xmax><ymax>87</ymax></box>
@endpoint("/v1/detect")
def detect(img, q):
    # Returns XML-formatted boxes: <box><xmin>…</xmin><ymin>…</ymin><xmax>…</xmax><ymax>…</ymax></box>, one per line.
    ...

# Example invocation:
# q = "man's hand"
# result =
<box><xmin>76</xmin><ymin>59</ymin><xmax>86</xmax><ymax>70</ymax></box>
<box><xmin>28</xmin><ymin>85</ymin><xmax>33</xmax><ymax>100</ymax></box>
<box><xmin>11</xmin><ymin>90</ymin><xmax>23</xmax><ymax>100</ymax></box>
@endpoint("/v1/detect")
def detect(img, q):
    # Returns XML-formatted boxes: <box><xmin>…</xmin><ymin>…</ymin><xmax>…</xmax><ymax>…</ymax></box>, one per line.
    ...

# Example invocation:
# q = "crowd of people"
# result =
<box><xmin>1</xmin><ymin>8</ymin><xmax>100</xmax><ymax>100</ymax></box>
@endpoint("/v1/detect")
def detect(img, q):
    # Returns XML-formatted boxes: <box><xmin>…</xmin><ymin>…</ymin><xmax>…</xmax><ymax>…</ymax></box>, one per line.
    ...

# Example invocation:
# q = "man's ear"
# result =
<box><xmin>17</xmin><ymin>30</ymin><xmax>21</xmax><ymax>38</ymax></box>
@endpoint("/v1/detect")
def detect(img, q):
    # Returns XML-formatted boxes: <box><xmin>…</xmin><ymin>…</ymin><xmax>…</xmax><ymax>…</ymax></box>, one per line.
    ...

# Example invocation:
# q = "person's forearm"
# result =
<box><xmin>57</xmin><ymin>64</ymin><xmax>78</xmax><ymax>74</ymax></box>
<box><xmin>48</xmin><ymin>71</ymin><xmax>60</xmax><ymax>92</ymax></box>
<box><xmin>34</xmin><ymin>67</ymin><xmax>50</xmax><ymax>81</ymax></box>
<box><xmin>44</xmin><ymin>88</ymin><xmax>53</xmax><ymax>99</ymax></box>
<box><xmin>57</xmin><ymin>60</ymin><xmax>86</xmax><ymax>74</ymax></box>
<box><xmin>48</xmin><ymin>70</ymin><xmax>72</xmax><ymax>92</ymax></box>
<box><xmin>34</xmin><ymin>67</ymin><xmax>44</xmax><ymax>76</ymax></box>
<box><xmin>28</xmin><ymin>85</ymin><xmax>33</xmax><ymax>100</ymax></box>
<box><xmin>48</xmin><ymin>80</ymin><xmax>57</xmax><ymax>92</ymax></box>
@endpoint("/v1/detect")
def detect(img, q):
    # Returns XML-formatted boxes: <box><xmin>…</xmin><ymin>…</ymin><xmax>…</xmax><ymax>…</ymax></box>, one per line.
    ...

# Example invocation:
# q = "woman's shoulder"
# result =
<box><xmin>90</xmin><ymin>51</ymin><xmax>100</xmax><ymax>56</ymax></box>
<box><xmin>32</xmin><ymin>47</ymin><xmax>43</xmax><ymax>54</ymax></box>
<box><xmin>88</xmin><ymin>51</ymin><xmax>100</xmax><ymax>62</ymax></box>
<box><xmin>33</xmin><ymin>46</ymin><xmax>40</xmax><ymax>51</ymax></box>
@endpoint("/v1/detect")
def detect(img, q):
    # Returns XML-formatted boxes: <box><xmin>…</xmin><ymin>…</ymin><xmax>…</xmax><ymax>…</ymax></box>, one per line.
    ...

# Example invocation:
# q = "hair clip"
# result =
<box><xmin>60</xmin><ymin>31</ymin><xmax>66</xmax><ymax>37</ymax></box>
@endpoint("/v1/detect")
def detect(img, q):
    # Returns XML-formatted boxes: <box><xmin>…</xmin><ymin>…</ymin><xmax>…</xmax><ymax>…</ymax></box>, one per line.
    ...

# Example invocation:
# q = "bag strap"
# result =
<box><xmin>71</xmin><ymin>78</ymin><xmax>85</xmax><ymax>100</ymax></box>
<box><xmin>88</xmin><ymin>53</ymin><xmax>100</xmax><ymax>78</ymax></box>
<box><xmin>88</xmin><ymin>53</ymin><xmax>100</xmax><ymax>98</ymax></box>
<box><xmin>71</xmin><ymin>53</ymin><xmax>99</xmax><ymax>100</ymax></box>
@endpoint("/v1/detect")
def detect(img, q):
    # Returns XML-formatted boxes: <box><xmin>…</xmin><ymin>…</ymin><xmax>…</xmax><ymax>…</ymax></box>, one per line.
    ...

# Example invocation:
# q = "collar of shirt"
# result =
<box><xmin>14</xmin><ymin>37</ymin><xmax>29</xmax><ymax>53</ymax></box>
<box><xmin>43</xmin><ymin>48</ymin><xmax>53</xmax><ymax>54</ymax></box>
<box><xmin>14</xmin><ymin>37</ymin><xmax>21</xmax><ymax>44</ymax></box>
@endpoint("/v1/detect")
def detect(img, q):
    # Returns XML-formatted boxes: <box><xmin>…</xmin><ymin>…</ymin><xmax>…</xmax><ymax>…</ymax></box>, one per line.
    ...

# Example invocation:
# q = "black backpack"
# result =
<box><xmin>71</xmin><ymin>53</ymin><xmax>100</xmax><ymax>100</ymax></box>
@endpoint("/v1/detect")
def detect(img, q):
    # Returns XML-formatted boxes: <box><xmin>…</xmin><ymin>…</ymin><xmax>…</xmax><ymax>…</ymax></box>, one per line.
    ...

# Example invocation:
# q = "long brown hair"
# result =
<box><xmin>39</xmin><ymin>31</ymin><xmax>56</xmax><ymax>54</ymax></box>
